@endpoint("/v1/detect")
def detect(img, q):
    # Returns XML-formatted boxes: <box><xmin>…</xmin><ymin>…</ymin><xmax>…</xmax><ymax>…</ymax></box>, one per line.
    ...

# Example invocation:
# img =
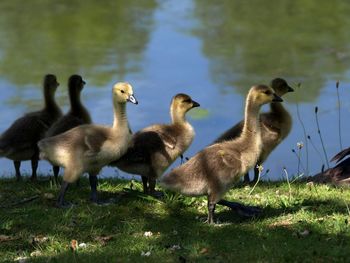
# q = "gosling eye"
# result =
<box><xmin>120</xmin><ymin>90</ymin><xmax>125</xmax><ymax>94</ymax></box>
<box><xmin>264</xmin><ymin>90</ymin><xmax>272</xmax><ymax>95</ymax></box>
<box><xmin>183</xmin><ymin>98</ymin><xmax>192</xmax><ymax>103</ymax></box>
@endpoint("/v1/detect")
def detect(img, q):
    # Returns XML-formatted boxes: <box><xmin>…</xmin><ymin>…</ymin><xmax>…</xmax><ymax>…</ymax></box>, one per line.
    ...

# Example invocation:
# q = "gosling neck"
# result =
<box><xmin>112</xmin><ymin>100</ymin><xmax>128</xmax><ymax>130</ymax></box>
<box><xmin>270</xmin><ymin>101</ymin><xmax>289</xmax><ymax>117</ymax></box>
<box><xmin>44</xmin><ymin>87</ymin><xmax>59</xmax><ymax>111</ymax></box>
<box><xmin>170</xmin><ymin>107</ymin><xmax>187</xmax><ymax>125</ymax></box>
<box><xmin>241</xmin><ymin>96</ymin><xmax>261</xmax><ymax>136</ymax></box>
<box><xmin>69</xmin><ymin>88</ymin><xmax>82</xmax><ymax>112</ymax></box>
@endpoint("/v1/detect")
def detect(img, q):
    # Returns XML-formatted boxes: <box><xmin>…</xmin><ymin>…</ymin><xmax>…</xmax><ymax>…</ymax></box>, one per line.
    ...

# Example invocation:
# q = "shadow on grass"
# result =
<box><xmin>1</xmin><ymin>178</ymin><xmax>350</xmax><ymax>262</ymax></box>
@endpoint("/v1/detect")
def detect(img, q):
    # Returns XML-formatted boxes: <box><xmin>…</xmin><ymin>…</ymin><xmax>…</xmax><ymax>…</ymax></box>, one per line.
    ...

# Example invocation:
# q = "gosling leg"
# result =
<box><xmin>207</xmin><ymin>198</ymin><xmax>216</xmax><ymax>224</ymax></box>
<box><xmin>13</xmin><ymin>161</ymin><xmax>21</xmax><ymax>181</ymax></box>
<box><xmin>56</xmin><ymin>180</ymin><xmax>70</xmax><ymax>208</ymax></box>
<box><xmin>53</xmin><ymin>166</ymin><xmax>60</xmax><ymax>183</ymax></box>
<box><xmin>141</xmin><ymin>176</ymin><xmax>149</xmax><ymax>194</ymax></box>
<box><xmin>30</xmin><ymin>157</ymin><xmax>38</xmax><ymax>181</ymax></box>
<box><xmin>243</xmin><ymin>172</ymin><xmax>250</xmax><ymax>183</ymax></box>
<box><xmin>89</xmin><ymin>174</ymin><xmax>98</xmax><ymax>203</ymax></box>
<box><xmin>149</xmin><ymin>177</ymin><xmax>163</xmax><ymax>198</ymax></box>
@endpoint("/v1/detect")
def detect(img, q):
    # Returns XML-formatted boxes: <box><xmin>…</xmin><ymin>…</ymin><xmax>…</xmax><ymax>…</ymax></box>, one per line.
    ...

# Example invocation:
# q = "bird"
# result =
<box><xmin>161</xmin><ymin>85</ymin><xmax>283</xmax><ymax>224</ymax></box>
<box><xmin>0</xmin><ymin>74</ymin><xmax>62</xmax><ymax>180</ymax></box>
<box><xmin>310</xmin><ymin>147</ymin><xmax>350</xmax><ymax>185</ymax></box>
<box><xmin>110</xmin><ymin>93</ymin><xmax>200</xmax><ymax>196</ymax></box>
<box><xmin>38</xmin><ymin>82</ymin><xmax>138</xmax><ymax>207</ymax></box>
<box><xmin>45</xmin><ymin>74</ymin><xmax>91</xmax><ymax>182</ymax></box>
<box><xmin>214</xmin><ymin>78</ymin><xmax>293</xmax><ymax>183</ymax></box>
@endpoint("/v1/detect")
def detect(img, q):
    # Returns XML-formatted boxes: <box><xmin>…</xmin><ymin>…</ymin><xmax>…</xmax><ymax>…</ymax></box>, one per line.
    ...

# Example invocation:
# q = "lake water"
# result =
<box><xmin>1</xmin><ymin>0</ymin><xmax>350</xmax><ymax>181</ymax></box>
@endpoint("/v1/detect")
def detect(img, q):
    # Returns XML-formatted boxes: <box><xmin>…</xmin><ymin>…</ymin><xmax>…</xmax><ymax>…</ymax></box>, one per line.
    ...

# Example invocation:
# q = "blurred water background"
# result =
<box><xmin>1</xmin><ymin>0</ymin><xmax>350</xmax><ymax>180</ymax></box>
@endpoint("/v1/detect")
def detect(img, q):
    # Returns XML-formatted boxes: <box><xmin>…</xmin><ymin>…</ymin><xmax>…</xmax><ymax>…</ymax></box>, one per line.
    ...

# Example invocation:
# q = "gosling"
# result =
<box><xmin>214</xmin><ymin>78</ymin><xmax>293</xmax><ymax>183</ymax></box>
<box><xmin>161</xmin><ymin>85</ymin><xmax>283</xmax><ymax>224</ymax></box>
<box><xmin>110</xmin><ymin>93</ymin><xmax>200</xmax><ymax>196</ymax></box>
<box><xmin>45</xmin><ymin>74</ymin><xmax>92</xmax><ymax>181</ymax></box>
<box><xmin>0</xmin><ymin>74</ymin><xmax>62</xmax><ymax>180</ymax></box>
<box><xmin>38</xmin><ymin>82</ymin><xmax>138</xmax><ymax>207</ymax></box>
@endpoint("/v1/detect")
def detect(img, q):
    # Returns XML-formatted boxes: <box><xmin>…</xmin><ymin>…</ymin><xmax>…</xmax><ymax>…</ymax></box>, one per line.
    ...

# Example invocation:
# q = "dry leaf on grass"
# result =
<box><xmin>200</xmin><ymin>247</ymin><xmax>209</xmax><ymax>254</ymax></box>
<box><xmin>30</xmin><ymin>250</ymin><xmax>42</xmax><ymax>257</ymax></box>
<box><xmin>70</xmin><ymin>239</ymin><xmax>78</xmax><ymax>251</ymax></box>
<box><xmin>95</xmin><ymin>236</ymin><xmax>113</xmax><ymax>246</ymax></box>
<box><xmin>298</xmin><ymin>229</ymin><xmax>310</xmax><ymax>237</ymax></box>
<box><xmin>268</xmin><ymin>220</ymin><xmax>293</xmax><ymax>228</ymax></box>
<box><xmin>32</xmin><ymin>235</ymin><xmax>49</xmax><ymax>244</ymax></box>
<box><xmin>0</xmin><ymin>235</ymin><xmax>17</xmax><ymax>242</ymax></box>
<box><xmin>43</xmin><ymin>193</ymin><xmax>55</xmax><ymax>199</ymax></box>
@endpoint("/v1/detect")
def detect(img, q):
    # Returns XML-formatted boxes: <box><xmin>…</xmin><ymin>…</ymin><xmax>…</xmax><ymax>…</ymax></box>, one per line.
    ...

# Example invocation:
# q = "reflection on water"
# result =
<box><xmin>1</xmin><ymin>0</ymin><xmax>350</xmax><ymax>180</ymax></box>
<box><xmin>193</xmin><ymin>0</ymin><xmax>350</xmax><ymax>102</ymax></box>
<box><xmin>0</xmin><ymin>0</ymin><xmax>157</xmax><ymax>88</ymax></box>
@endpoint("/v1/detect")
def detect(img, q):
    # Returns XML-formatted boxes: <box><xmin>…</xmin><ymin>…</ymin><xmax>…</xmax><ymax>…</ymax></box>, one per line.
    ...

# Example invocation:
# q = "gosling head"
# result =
<box><xmin>43</xmin><ymin>74</ymin><xmax>59</xmax><ymax>94</ymax></box>
<box><xmin>250</xmin><ymin>85</ymin><xmax>283</xmax><ymax>106</ymax></box>
<box><xmin>112</xmin><ymin>82</ymin><xmax>138</xmax><ymax>105</ymax></box>
<box><xmin>171</xmin><ymin>93</ymin><xmax>200</xmax><ymax>116</ymax></box>
<box><xmin>68</xmin><ymin>74</ymin><xmax>86</xmax><ymax>93</ymax></box>
<box><xmin>271</xmin><ymin>78</ymin><xmax>294</xmax><ymax>96</ymax></box>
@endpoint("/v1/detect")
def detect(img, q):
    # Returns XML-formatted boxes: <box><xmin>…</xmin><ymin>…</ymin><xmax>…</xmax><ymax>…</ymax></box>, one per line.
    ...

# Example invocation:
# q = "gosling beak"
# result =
<box><xmin>287</xmin><ymin>85</ymin><xmax>294</xmax><ymax>92</ymax></box>
<box><xmin>272</xmin><ymin>94</ymin><xmax>283</xmax><ymax>102</ymax></box>
<box><xmin>82</xmin><ymin>80</ymin><xmax>86</xmax><ymax>85</ymax></box>
<box><xmin>191</xmin><ymin>100</ymin><xmax>200</xmax><ymax>108</ymax></box>
<box><xmin>128</xmin><ymin>94</ymin><xmax>138</xmax><ymax>104</ymax></box>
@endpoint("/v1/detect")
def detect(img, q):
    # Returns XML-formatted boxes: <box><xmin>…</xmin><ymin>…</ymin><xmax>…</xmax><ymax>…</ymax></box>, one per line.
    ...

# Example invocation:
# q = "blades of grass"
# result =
<box><xmin>283</xmin><ymin>167</ymin><xmax>292</xmax><ymax>202</ymax></box>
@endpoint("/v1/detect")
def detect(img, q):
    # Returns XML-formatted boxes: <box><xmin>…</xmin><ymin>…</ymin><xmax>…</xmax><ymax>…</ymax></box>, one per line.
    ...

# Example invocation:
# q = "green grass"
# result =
<box><xmin>1</xmin><ymin>176</ymin><xmax>350</xmax><ymax>262</ymax></box>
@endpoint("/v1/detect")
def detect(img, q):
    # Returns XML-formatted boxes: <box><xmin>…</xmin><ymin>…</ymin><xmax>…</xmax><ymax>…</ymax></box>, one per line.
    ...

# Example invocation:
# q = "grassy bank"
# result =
<box><xmin>0</xmin><ymin>177</ymin><xmax>350</xmax><ymax>262</ymax></box>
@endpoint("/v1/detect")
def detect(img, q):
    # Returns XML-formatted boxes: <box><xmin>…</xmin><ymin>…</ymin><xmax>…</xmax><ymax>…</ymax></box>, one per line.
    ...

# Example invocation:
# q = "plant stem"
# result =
<box><xmin>336</xmin><ymin>81</ymin><xmax>343</xmax><ymax>150</ymax></box>
<box><xmin>291</xmin><ymin>149</ymin><xmax>306</xmax><ymax>173</ymax></box>
<box><xmin>249</xmin><ymin>167</ymin><xmax>267</xmax><ymax>195</ymax></box>
<box><xmin>295</xmin><ymin>83</ymin><xmax>309</xmax><ymax>175</ymax></box>
<box><xmin>307</xmin><ymin>135</ymin><xmax>325</xmax><ymax>165</ymax></box>
<box><xmin>315</xmin><ymin>106</ymin><xmax>329</xmax><ymax>168</ymax></box>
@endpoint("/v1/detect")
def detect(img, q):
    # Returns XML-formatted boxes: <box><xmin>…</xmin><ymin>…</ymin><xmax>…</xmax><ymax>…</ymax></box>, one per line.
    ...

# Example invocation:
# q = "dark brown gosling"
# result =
<box><xmin>0</xmin><ymin>74</ymin><xmax>62</xmax><ymax>180</ymax></box>
<box><xmin>110</xmin><ymin>93</ymin><xmax>200</xmax><ymax>196</ymax></box>
<box><xmin>38</xmin><ymin>82</ymin><xmax>137</xmax><ymax>207</ymax></box>
<box><xmin>214</xmin><ymin>78</ymin><xmax>293</xmax><ymax>183</ymax></box>
<box><xmin>161</xmin><ymin>85</ymin><xmax>283</xmax><ymax>224</ymax></box>
<box><xmin>45</xmin><ymin>75</ymin><xmax>92</xmax><ymax>181</ymax></box>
